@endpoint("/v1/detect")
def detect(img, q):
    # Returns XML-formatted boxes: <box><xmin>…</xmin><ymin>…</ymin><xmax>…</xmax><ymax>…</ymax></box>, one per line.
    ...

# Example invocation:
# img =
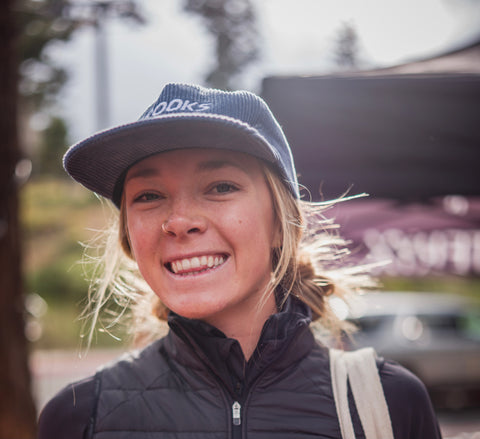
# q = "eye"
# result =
<box><xmin>134</xmin><ymin>192</ymin><xmax>162</xmax><ymax>203</ymax></box>
<box><xmin>210</xmin><ymin>182</ymin><xmax>238</xmax><ymax>194</ymax></box>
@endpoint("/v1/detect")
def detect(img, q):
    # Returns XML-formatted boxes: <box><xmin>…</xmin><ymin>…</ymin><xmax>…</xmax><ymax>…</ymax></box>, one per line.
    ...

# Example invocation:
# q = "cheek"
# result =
<box><xmin>256</xmin><ymin>193</ymin><xmax>277</xmax><ymax>246</ymax></box>
<box><xmin>126</xmin><ymin>215</ymin><xmax>156</xmax><ymax>260</ymax></box>
<box><xmin>236</xmin><ymin>200</ymin><xmax>276</xmax><ymax>250</ymax></box>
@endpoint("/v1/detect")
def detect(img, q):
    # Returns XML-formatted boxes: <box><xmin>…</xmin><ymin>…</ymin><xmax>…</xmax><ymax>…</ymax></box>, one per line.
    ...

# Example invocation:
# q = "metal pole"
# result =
<box><xmin>94</xmin><ymin>5</ymin><xmax>110</xmax><ymax>131</ymax></box>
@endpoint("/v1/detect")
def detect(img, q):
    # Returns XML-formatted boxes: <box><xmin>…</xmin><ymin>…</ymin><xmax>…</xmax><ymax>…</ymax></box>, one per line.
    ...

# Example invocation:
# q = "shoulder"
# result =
<box><xmin>98</xmin><ymin>338</ymin><xmax>168</xmax><ymax>389</ymax></box>
<box><xmin>37</xmin><ymin>340</ymin><xmax>168</xmax><ymax>439</ymax></box>
<box><xmin>37</xmin><ymin>375</ymin><xmax>97</xmax><ymax>439</ymax></box>
<box><xmin>37</xmin><ymin>340</ymin><xmax>167</xmax><ymax>439</ymax></box>
<box><xmin>378</xmin><ymin>358</ymin><xmax>442</xmax><ymax>439</ymax></box>
<box><xmin>378</xmin><ymin>357</ymin><xmax>429</xmax><ymax>401</ymax></box>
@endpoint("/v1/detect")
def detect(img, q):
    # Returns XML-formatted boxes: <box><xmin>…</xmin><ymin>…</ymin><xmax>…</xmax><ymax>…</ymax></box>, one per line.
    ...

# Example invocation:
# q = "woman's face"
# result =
<box><xmin>123</xmin><ymin>148</ymin><xmax>278</xmax><ymax>328</ymax></box>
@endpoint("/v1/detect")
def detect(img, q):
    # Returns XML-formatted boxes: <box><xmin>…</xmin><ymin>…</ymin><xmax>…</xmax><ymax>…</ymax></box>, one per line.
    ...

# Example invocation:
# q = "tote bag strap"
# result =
<box><xmin>330</xmin><ymin>348</ymin><xmax>394</xmax><ymax>439</ymax></box>
<box><xmin>330</xmin><ymin>348</ymin><xmax>356</xmax><ymax>439</ymax></box>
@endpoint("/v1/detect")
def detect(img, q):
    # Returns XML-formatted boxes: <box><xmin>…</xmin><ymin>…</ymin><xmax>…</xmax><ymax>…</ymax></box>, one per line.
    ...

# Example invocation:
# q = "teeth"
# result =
<box><xmin>170</xmin><ymin>255</ymin><xmax>225</xmax><ymax>274</ymax></box>
<box><xmin>181</xmin><ymin>259</ymin><xmax>191</xmax><ymax>270</ymax></box>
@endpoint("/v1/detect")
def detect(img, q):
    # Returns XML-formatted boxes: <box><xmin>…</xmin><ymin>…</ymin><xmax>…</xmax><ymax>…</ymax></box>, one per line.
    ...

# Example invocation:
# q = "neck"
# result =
<box><xmin>206</xmin><ymin>293</ymin><xmax>278</xmax><ymax>360</ymax></box>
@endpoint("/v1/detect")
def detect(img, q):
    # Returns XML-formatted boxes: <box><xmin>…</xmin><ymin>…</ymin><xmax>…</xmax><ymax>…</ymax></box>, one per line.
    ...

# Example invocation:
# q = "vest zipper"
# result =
<box><xmin>232</xmin><ymin>401</ymin><xmax>241</xmax><ymax>438</ymax></box>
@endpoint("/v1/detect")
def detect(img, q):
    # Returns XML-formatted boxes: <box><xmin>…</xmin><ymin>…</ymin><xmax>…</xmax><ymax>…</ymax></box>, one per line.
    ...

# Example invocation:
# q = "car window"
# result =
<box><xmin>351</xmin><ymin>316</ymin><xmax>388</xmax><ymax>333</ymax></box>
<box><xmin>459</xmin><ymin>311</ymin><xmax>480</xmax><ymax>341</ymax></box>
<box><xmin>417</xmin><ymin>314</ymin><xmax>459</xmax><ymax>332</ymax></box>
<box><xmin>416</xmin><ymin>311</ymin><xmax>480</xmax><ymax>341</ymax></box>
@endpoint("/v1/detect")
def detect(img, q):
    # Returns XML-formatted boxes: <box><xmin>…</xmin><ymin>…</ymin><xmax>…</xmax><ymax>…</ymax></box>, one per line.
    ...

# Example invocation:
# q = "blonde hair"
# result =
<box><xmin>81</xmin><ymin>162</ymin><xmax>374</xmax><ymax>348</ymax></box>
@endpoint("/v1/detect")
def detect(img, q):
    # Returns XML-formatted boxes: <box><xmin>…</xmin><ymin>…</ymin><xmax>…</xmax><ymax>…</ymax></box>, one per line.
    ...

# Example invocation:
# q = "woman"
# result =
<box><xmin>38</xmin><ymin>83</ymin><xmax>442</xmax><ymax>438</ymax></box>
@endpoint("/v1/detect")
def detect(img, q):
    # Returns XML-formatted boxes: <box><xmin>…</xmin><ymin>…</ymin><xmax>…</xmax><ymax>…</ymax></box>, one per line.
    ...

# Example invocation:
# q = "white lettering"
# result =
<box><xmin>363</xmin><ymin>229</ymin><xmax>395</xmax><ymax>275</ymax></box>
<box><xmin>473</xmin><ymin>231</ymin><xmax>480</xmax><ymax>272</ymax></box>
<box><xmin>152</xmin><ymin>101</ymin><xmax>167</xmax><ymax>116</ymax></box>
<box><xmin>450</xmin><ymin>230</ymin><xmax>471</xmax><ymax>275</ymax></box>
<box><xmin>181</xmin><ymin>100</ymin><xmax>196</xmax><ymax>111</ymax></box>
<box><xmin>148</xmin><ymin>99</ymin><xmax>212</xmax><ymax>116</ymax></box>
<box><xmin>362</xmin><ymin>228</ymin><xmax>480</xmax><ymax>276</ymax></box>
<box><xmin>428</xmin><ymin>231</ymin><xmax>449</xmax><ymax>270</ymax></box>
<box><xmin>166</xmin><ymin>99</ymin><xmax>183</xmax><ymax>112</ymax></box>
<box><xmin>197</xmin><ymin>103</ymin><xmax>211</xmax><ymax>111</ymax></box>
<box><xmin>411</xmin><ymin>232</ymin><xmax>431</xmax><ymax>276</ymax></box>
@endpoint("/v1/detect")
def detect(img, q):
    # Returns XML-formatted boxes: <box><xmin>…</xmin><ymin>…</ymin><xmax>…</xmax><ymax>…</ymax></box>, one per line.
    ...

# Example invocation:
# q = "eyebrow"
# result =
<box><xmin>125</xmin><ymin>167</ymin><xmax>161</xmax><ymax>182</ymax></box>
<box><xmin>196</xmin><ymin>159</ymin><xmax>245</xmax><ymax>172</ymax></box>
<box><xmin>126</xmin><ymin>158</ymin><xmax>246</xmax><ymax>182</ymax></box>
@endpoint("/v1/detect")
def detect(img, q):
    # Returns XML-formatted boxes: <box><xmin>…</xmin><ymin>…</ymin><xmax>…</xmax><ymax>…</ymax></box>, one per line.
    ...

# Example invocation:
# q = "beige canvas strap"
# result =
<box><xmin>330</xmin><ymin>348</ymin><xmax>395</xmax><ymax>439</ymax></box>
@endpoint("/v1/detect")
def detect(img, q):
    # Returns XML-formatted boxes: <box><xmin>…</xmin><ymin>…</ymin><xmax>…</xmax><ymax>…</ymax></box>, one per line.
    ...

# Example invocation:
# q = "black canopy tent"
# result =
<box><xmin>260</xmin><ymin>73</ymin><xmax>480</xmax><ymax>276</ymax></box>
<box><xmin>261</xmin><ymin>74</ymin><xmax>480</xmax><ymax>202</ymax></box>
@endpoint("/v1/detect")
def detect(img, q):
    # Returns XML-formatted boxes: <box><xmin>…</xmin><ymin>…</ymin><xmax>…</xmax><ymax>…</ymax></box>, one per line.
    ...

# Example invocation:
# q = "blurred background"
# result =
<box><xmin>1</xmin><ymin>0</ymin><xmax>480</xmax><ymax>437</ymax></box>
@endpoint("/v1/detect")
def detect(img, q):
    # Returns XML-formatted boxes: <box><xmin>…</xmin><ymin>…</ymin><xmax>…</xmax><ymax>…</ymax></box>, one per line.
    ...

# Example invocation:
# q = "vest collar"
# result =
<box><xmin>166</xmin><ymin>292</ymin><xmax>314</xmax><ymax>397</ymax></box>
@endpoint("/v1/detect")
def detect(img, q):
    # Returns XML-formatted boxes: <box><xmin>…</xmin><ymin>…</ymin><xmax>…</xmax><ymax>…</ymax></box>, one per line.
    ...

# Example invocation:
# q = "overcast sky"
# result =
<box><xmin>45</xmin><ymin>0</ymin><xmax>480</xmax><ymax>144</ymax></box>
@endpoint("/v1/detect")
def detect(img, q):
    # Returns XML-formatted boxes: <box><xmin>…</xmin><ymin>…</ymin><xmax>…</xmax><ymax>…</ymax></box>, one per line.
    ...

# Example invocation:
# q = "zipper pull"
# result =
<box><xmin>232</xmin><ymin>401</ymin><xmax>241</xmax><ymax>426</ymax></box>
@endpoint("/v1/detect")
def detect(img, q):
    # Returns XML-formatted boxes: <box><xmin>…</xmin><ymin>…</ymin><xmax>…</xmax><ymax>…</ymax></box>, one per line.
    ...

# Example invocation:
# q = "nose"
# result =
<box><xmin>161</xmin><ymin>199</ymin><xmax>207</xmax><ymax>238</ymax></box>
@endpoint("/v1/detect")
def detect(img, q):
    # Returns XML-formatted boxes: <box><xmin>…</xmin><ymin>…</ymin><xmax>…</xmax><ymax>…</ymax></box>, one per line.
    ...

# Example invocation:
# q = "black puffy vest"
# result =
<box><xmin>86</xmin><ymin>297</ymin><xmax>366</xmax><ymax>438</ymax></box>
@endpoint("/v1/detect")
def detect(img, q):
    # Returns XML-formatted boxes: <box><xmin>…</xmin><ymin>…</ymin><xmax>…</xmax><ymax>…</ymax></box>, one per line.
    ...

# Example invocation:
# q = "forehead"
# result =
<box><xmin>126</xmin><ymin>148</ymin><xmax>265</xmax><ymax>179</ymax></box>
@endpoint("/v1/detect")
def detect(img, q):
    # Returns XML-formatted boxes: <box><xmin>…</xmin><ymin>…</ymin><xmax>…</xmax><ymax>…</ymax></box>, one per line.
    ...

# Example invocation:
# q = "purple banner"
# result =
<box><xmin>329</xmin><ymin>196</ymin><xmax>480</xmax><ymax>276</ymax></box>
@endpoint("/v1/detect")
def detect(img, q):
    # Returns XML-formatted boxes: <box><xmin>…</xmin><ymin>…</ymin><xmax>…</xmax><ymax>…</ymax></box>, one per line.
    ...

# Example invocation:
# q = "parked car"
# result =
<box><xmin>343</xmin><ymin>291</ymin><xmax>480</xmax><ymax>409</ymax></box>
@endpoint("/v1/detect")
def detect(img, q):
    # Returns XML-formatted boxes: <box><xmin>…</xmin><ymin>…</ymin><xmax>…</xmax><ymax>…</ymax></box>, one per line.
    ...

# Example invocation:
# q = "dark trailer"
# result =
<box><xmin>261</xmin><ymin>73</ymin><xmax>480</xmax><ymax>202</ymax></box>
<box><xmin>260</xmin><ymin>73</ymin><xmax>480</xmax><ymax>276</ymax></box>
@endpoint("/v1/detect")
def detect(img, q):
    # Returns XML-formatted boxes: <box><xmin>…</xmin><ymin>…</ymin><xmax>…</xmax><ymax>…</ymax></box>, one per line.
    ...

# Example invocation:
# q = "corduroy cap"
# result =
<box><xmin>63</xmin><ymin>83</ymin><xmax>299</xmax><ymax>207</ymax></box>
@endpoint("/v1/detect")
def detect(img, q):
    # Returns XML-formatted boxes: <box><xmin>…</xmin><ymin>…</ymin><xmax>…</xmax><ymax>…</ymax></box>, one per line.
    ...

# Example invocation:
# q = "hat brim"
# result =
<box><xmin>64</xmin><ymin>113</ymin><xmax>281</xmax><ymax>207</ymax></box>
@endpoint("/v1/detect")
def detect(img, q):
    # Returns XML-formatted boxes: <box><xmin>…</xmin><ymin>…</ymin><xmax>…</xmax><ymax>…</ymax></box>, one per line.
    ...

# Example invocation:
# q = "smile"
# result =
<box><xmin>167</xmin><ymin>254</ymin><xmax>227</xmax><ymax>275</ymax></box>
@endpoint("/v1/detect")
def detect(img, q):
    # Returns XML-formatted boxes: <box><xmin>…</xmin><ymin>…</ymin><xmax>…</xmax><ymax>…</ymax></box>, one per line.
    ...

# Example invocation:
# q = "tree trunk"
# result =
<box><xmin>0</xmin><ymin>0</ymin><xmax>38</xmax><ymax>437</ymax></box>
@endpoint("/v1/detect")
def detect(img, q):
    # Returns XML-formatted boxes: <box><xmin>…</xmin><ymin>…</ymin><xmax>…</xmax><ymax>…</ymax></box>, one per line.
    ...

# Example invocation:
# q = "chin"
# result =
<box><xmin>167</xmin><ymin>300</ymin><xmax>227</xmax><ymax>322</ymax></box>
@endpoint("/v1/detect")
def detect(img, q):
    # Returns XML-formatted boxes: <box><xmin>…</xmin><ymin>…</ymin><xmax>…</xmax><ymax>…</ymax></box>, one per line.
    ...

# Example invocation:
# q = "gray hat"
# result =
<box><xmin>63</xmin><ymin>83</ymin><xmax>299</xmax><ymax>207</ymax></box>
